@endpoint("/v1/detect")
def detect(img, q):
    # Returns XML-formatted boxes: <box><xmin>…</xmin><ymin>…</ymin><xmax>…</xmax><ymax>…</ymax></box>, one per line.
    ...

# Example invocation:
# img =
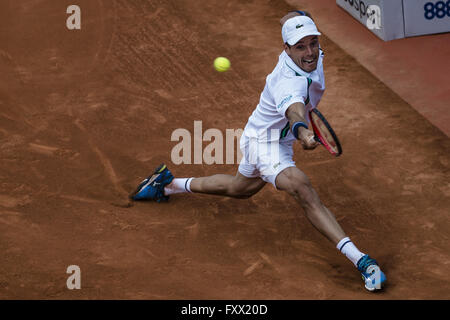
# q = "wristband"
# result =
<box><xmin>292</xmin><ymin>121</ymin><xmax>308</xmax><ymax>140</ymax></box>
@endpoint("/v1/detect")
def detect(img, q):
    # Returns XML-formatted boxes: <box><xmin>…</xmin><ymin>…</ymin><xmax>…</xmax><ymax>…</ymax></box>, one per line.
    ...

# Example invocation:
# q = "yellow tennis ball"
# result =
<box><xmin>214</xmin><ymin>57</ymin><xmax>231</xmax><ymax>72</ymax></box>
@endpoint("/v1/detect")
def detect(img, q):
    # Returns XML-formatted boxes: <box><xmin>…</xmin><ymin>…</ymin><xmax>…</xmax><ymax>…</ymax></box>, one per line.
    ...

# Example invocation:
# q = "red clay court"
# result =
<box><xmin>0</xmin><ymin>0</ymin><xmax>449</xmax><ymax>299</ymax></box>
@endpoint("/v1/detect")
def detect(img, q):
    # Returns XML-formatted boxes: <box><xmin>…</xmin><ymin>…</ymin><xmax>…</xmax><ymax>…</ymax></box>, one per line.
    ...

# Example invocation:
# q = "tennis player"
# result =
<box><xmin>130</xmin><ymin>11</ymin><xmax>386</xmax><ymax>291</ymax></box>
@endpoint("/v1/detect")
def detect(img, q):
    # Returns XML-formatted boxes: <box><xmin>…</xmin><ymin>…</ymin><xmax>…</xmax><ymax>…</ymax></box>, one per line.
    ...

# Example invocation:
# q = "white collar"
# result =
<box><xmin>283</xmin><ymin>50</ymin><xmax>312</xmax><ymax>77</ymax></box>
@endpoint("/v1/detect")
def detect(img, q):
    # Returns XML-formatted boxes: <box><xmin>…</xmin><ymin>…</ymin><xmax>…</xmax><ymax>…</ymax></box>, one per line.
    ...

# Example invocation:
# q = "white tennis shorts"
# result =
<box><xmin>238</xmin><ymin>134</ymin><xmax>296</xmax><ymax>188</ymax></box>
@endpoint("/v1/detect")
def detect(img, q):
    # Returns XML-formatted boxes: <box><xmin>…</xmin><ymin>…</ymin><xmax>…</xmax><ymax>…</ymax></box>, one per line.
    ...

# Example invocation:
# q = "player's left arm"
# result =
<box><xmin>286</xmin><ymin>102</ymin><xmax>318</xmax><ymax>150</ymax></box>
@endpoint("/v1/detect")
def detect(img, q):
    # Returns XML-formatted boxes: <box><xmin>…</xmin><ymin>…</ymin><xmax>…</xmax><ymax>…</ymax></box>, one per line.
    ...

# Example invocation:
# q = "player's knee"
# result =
<box><xmin>293</xmin><ymin>179</ymin><xmax>313</xmax><ymax>197</ymax></box>
<box><xmin>282</xmin><ymin>170</ymin><xmax>308</xmax><ymax>191</ymax></box>
<box><xmin>296</xmin><ymin>184</ymin><xmax>316</xmax><ymax>207</ymax></box>
<box><xmin>285</xmin><ymin>172</ymin><xmax>315</xmax><ymax>204</ymax></box>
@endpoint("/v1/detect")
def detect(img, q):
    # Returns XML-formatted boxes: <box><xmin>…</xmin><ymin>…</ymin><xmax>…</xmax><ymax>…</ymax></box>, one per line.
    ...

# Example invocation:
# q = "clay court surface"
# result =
<box><xmin>1</xmin><ymin>0</ymin><xmax>449</xmax><ymax>299</ymax></box>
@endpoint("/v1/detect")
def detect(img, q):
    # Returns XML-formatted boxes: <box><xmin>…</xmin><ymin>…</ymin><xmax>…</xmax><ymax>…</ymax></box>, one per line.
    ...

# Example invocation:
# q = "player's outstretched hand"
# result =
<box><xmin>300</xmin><ymin>129</ymin><xmax>319</xmax><ymax>150</ymax></box>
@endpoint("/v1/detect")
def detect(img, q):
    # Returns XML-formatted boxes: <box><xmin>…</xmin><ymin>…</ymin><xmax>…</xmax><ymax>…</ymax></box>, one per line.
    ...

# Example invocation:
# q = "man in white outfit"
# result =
<box><xmin>130</xmin><ymin>11</ymin><xmax>386</xmax><ymax>292</ymax></box>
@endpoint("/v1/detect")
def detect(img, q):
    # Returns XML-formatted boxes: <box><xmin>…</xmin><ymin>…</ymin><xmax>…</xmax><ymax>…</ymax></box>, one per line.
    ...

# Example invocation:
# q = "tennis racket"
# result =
<box><xmin>309</xmin><ymin>108</ymin><xmax>342</xmax><ymax>157</ymax></box>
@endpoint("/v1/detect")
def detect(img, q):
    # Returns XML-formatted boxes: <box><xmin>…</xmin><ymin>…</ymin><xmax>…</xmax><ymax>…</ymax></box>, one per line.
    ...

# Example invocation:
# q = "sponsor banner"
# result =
<box><xmin>336</xmin><ymin>0</ymin><xmax>405</xmax><ymax>41</ymax></box>
<box><xmin>403</xmin><ymin>0</ymin><xmax>450</xmax><ymax>37</ymax></box>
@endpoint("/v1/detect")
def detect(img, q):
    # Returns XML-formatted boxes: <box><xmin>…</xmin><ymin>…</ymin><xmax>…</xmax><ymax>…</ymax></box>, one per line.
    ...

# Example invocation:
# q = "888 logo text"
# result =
<box><xmin>424</xmin><ymin>1</ymin><xmax>450</xmax><ymax>19</ymax></box>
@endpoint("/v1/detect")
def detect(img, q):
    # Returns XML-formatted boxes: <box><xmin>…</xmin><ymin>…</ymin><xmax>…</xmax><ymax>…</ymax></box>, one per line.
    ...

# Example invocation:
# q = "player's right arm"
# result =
<box><xmin>286</xmin><ymin>102</ymin><xmax>318</xmax><ymax>150</ymax></box>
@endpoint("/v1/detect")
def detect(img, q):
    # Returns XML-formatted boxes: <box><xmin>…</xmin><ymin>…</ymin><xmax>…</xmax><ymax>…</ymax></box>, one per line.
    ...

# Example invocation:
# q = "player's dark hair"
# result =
<box><xmin>290</xmin><ymin>10</ymin><xmax>314</xmax><ymax>21</ymax></box>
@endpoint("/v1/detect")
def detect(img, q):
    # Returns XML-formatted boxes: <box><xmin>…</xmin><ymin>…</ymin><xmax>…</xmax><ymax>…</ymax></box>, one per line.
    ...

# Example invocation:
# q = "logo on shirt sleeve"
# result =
<box><xmin>277</xmin><ymin>94</ymin><xmax>293</xmax><ymax>109</ymax></box>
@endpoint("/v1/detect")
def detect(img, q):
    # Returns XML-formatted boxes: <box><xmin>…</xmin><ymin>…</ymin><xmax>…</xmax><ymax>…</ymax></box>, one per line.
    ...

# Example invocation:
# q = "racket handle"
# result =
<box><xmin>314</xmin><ymin>135</ymin><xmax>321</xmax><ymax>144</ymax></box>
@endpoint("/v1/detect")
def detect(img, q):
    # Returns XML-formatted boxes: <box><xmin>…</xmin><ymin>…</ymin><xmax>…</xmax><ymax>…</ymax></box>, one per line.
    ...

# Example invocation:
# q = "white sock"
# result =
<box><xmin>164</xmin><ymin>178</ymin><xmax>194</xmax><ymax>195</ymax></box>
<box><xmin>336</xmin><ymin>237</ymin><xmax>365</xmax><ymax>267</ymax></box>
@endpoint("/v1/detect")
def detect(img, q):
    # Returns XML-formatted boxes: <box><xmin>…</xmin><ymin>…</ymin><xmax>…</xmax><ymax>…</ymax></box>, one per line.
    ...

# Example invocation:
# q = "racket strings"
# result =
<box><xmin>310</xmin><ymin>110</ymin><xmax>341</xmax><ymax>156</ymax></box>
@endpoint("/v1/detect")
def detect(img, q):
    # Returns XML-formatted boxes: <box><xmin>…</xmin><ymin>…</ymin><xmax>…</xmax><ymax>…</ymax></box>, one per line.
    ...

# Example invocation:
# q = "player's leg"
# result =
<box><xmin>275</xmin><ymin>166</ymin><xmax>345</xmax><ymax>244</ymax></box>
<box><xmin>130</xmin><ymin>163</ymin><xmax>266</xmax><ymax>201</ymax></box>
<box><xmin>188</xmin><ymin>171</ymin><xmax>266</xmax><ymax>199</ymax></box>
<box><xmin>131</xmin><ymin>133</ymin><xmax>265</xmax><ymax>201</ymax></box>
<box><xmin>275</xmin><ymin>166</ymin><xmax>386</xmax><ymax>291</ymax></box>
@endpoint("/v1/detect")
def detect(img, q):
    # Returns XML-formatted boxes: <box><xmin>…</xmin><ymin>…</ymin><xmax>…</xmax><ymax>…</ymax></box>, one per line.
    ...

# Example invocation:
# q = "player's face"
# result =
<box><xmin>285</xmin><ymin>35</ymin><xmax>320</xmax><ymax>73</ymax></box>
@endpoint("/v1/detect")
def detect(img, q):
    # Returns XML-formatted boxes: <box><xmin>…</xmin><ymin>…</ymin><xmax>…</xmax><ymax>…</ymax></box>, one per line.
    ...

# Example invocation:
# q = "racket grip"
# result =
<box><xmin>314</xmin><ymin>135</ymin><xmax>321</xmax><ymax>144</ymax></box>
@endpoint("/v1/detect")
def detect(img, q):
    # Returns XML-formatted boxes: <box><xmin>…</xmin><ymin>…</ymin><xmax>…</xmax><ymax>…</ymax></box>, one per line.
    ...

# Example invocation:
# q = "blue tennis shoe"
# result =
<box><xmin>357</xmin><ymin>254</ymin><xmax>386</xmax><ymax>291</ymax></box>
<box><xmin>129</xmin><ymin>164</ymin><xmax>174</xmax><ymax>202</ymax></box>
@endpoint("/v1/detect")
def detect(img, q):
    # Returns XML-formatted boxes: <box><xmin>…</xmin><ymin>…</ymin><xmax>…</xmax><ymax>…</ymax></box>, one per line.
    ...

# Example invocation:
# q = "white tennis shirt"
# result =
<box><xmin>243</xmin><ymin>49</ymin><xmax>325</xmax><ymax>142</ymax></box>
